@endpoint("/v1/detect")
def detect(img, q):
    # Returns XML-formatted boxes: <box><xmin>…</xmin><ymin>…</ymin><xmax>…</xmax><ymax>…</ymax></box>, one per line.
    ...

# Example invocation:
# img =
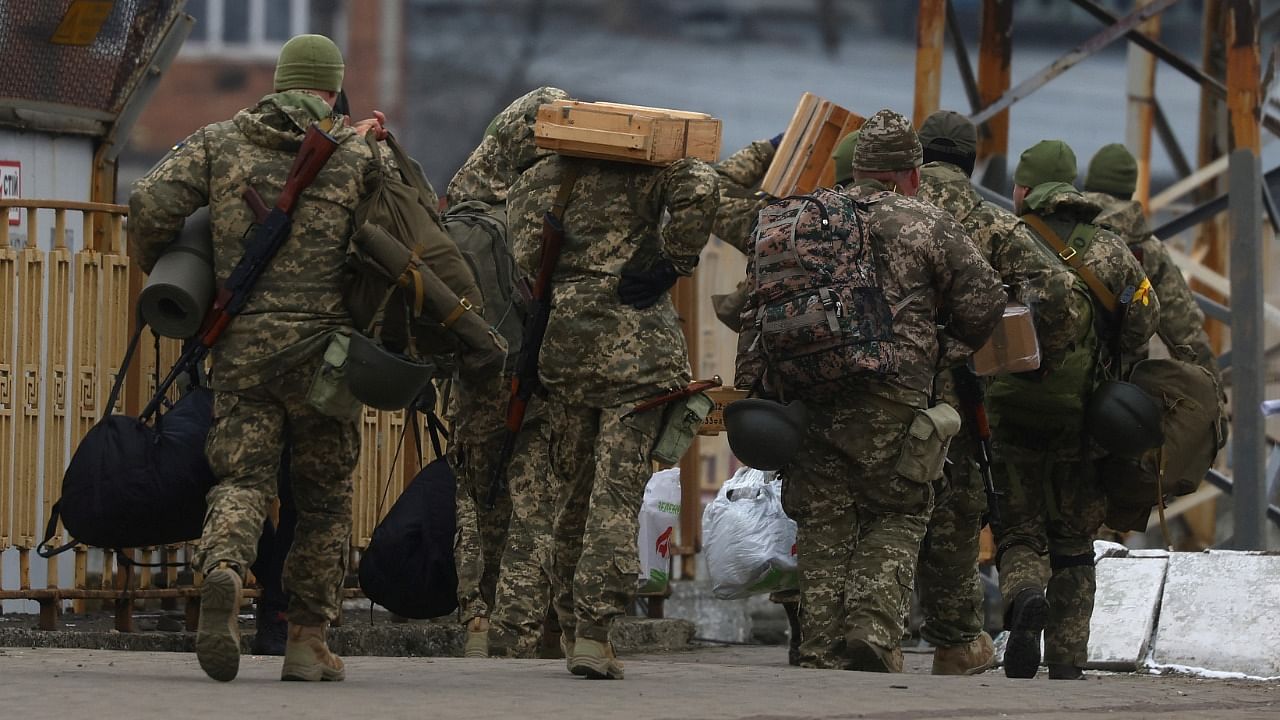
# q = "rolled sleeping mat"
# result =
<box><xmin>139</xmin><ymin>207</ymin><xmax>215</xmax><ymax>339</ymax></box>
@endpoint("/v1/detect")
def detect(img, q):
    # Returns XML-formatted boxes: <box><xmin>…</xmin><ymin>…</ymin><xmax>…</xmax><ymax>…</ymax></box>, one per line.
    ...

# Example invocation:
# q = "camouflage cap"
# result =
<box><xmin>1084</xmin><ymin>143</ymin><xmax>1138</xmax><ymax>198</ymax></box>
<box><xmin>853</xmin><ymin>109</ymin><xmax>923</xmax><ymax>172</ymax></box>
<box><xmin>831</xmin><ymin>129</ymin><xmax>861</xmax><ymax>185</ymax></box>
<box><xmin>918</xmin><ymin>110</ymin><xmax>977</xmax><ymax>156</ymax></box>
<box><xmin>1013</xmin><ymin>139</ymin><xmax>1077</xmax><ymax>189</ymax></box>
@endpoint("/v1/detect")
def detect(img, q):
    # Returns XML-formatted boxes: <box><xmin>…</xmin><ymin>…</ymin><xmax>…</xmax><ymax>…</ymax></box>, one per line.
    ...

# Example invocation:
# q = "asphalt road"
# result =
<box><xmin>1</xmin><ymin>645</ymin><xmax>1276</xmax><ymax>720</ymax></box>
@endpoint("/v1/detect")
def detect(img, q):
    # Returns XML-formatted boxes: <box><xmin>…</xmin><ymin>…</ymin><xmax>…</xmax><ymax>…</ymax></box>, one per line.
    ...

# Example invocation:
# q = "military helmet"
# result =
<box><xmin>724</xmin><ymin>399</ymin><xmax>810</xmax><ymax>471</ymax></box>
<box><xmin>1085</xmin><ymin>379</ymin><xmax>1164</xmax><ymax>459</ymax></box>
<box><xmin>345</xmin><ymin>333</ymin><xmax>435</xmax><ymax>411</ymax></box>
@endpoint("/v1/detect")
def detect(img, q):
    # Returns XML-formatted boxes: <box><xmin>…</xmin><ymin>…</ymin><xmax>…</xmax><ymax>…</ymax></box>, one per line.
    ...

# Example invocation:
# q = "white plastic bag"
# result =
<box><xmin>637</xmin><ymin>468</ymin><xmax>681</xmax><ymax>593</ymax></box>
<box><xmin>702</xmin><ymin>467</ymin><xmax>799</xmax><ymax>599</ymax></box>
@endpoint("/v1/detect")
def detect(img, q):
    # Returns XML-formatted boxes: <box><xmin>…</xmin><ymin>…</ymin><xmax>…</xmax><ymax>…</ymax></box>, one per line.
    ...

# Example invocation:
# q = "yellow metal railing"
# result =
<box><xmin>0</xmin><ymin>199</ymin><xmax>436</xmax><ymax>630</ymax></box>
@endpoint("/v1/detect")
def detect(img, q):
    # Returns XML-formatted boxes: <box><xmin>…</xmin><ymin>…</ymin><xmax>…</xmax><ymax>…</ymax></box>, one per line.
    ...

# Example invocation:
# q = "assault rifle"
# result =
<box><xmin>951</xmin><ymin>365</ymin><xmax>1001</xmax><ymax>532</ymax></box>
<box><xmin>486</xmin><ymin>167</ymin><xmax>579</xmax><ymax>508</ymax></box>
<box><xmin>140</xmin><ymin>123</ymin><xmax>340</xmax><ymax>420</ymax></box>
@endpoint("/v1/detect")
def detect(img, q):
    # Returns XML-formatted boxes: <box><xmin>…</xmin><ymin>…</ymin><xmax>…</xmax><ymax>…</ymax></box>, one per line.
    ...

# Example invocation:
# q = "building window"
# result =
<box><xmin>182</xmin><ymin>0</ymin><xmax>310</xmax><ymax>58</ymax></box>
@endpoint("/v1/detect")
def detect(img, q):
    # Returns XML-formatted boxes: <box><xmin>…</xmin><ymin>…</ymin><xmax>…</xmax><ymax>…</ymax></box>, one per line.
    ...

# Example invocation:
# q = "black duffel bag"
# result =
<box><xmin>38</xmin><ymin>326</ymin><xmax>215</xmax><ymax>557</ymax></box>
<box><xmin>358</xmin><ymin>413</ymin><xmax>458</xmax><ymax>619</ymax></box>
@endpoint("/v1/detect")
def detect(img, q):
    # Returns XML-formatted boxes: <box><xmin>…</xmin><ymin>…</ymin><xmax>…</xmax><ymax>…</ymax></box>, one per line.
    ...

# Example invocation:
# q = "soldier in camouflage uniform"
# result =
<box><xmin>992</xmin><ymin>140</ymin><xmax>1160</xmax><ymax>680</ymax></box>
<box><xmin>1083</xmin><ymin>144</ymin><xmax>1220</xmax><ymax>382</ymax></box>
<box><xmin>129</xmin><ymin>35</ymin><xmax>377</xmax><ymax>683</ymax></box>
<box><xmin>915</xmin><ymin>111</ymin><xmax>1091</xmax><ymax>676</ymax></box>
<box><xmin>493</xmin><ymin>91</ymin><xmax>721</xmax><ymax>679</ymax></box>
<box><xmin>446</xmin><ymin>87</ymin><xmax>565</xmax><ymax>659</ymax></box>
<box><xmin>736</xmin><ymin>109</ymin><xmax>1005</xmax><ymax>673</ymax></box>
<box><xmin>708</xmin><ymin>137</ymin><xmax>777</xmax><ymax>331</ymax></box>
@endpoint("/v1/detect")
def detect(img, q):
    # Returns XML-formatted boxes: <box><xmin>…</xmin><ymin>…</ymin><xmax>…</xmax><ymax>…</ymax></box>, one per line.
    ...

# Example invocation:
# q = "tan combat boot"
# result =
<box><xmin>932</xmin><ymin>632</ymin><xmax>996</xmax><ymax>675</ymax></box>
<box><xmin>847</xmin><ymin>638</ymin><xmax>904</xmax><ymax>673</ymax></box>
<box><xmin>569</xmin><ymin>638</ymin><xmax>624</xmax><ymax>680</ymax></box>
<box><xmin>195</xmin><ymin>562</ymin><xmax>243</xmax><ymax>682</ymax></box>
<box><xmin>560</xmin><ymin>633</ymin><xmax>580</xmax><ymax>674</ymax></box>
<box><xmin>464</xmin><ymin>616</ymin><xmax>490</xmax><ymax>658</ymax></box>
<box><xmin>281</xmin><ymin>624</ymin><xmax>346</xmax><ymax>682</ymax></box>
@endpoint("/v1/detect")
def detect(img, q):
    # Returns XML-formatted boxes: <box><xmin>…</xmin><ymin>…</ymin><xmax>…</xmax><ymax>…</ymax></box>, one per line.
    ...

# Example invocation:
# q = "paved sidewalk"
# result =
<box><xmin>1</xmin><ymin>646</ymin><xmax>1276</xmax><ymax>719</ymax></box>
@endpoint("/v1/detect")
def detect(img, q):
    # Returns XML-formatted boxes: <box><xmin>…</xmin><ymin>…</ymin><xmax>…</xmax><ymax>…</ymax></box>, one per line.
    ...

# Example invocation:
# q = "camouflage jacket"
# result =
<box><xmin>712</xmin><ymin>140</ymin><xmax>776</xmax><ymax>253</ymax></box>
<box><xmin>1086</xmin><ymin>191</ymin><xmax>1220</xmax><ymax>383</ymax></box>
<box><xmin>447</xmin><ymin>132</ymin><xmax>510</xmax><ymax>206</ymax></box>
<box><xmin>736</xmin><ymin>178</ymin><xmax>1005</xmax><ymax>396</ymax></box>
<box><xmin>919</xmin><ymin>162</ymin><xmax>1090</xmax><ymax>362</ymax></box>
<box><xmin>1020</xmin><ymin>184</ymin><xmax>1159</xmax><ymax>366</ymax></box>
<box><xmin>497</xmin><ymin>131</ymin><xmax>720</xmax><ymax>407</ymax></box>
<box><xmin>129</xmin><ymin>93</ymin><xmax>375</xmax><ymax>391</ymax></box>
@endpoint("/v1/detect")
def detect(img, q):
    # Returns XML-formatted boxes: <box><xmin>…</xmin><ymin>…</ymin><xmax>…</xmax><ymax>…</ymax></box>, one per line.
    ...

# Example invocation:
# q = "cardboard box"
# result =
<box><xmin>534</xmin><ymin>100</ymin><xmax>722</xmax><ymax>166</ymax></box>
<box><xmin>760</xmin><ymin>92</ymin><xmax>865</xmax><ymax>197</ymax></box>
<box><xmin>970</xmin><ymin>302</ymin><xmax>1042</xmax><ymax>376</ymax></box>
<box><xmin>698</xmin><ymin>387</ymin><xmax>749</xmax><ymax>436</ymax></box>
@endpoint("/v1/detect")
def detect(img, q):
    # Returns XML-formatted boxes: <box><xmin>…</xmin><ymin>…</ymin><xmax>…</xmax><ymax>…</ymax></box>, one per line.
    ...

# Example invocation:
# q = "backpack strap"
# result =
<box><xmin>1022</xmin><ymin>214</ymin><xmax>1118</xmax><ymax>314</ymax></box>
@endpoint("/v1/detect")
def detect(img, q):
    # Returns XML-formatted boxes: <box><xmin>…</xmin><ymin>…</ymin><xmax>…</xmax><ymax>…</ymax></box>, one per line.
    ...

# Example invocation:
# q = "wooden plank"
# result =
<box><xmin>16</xmin><ymin>220</ymin><xmax>44</xmax><ymax>547</ymax></box>
<box><xmin>914</xmin><ymin>0</ymin><xmax>947</xmax><ymax>127</ymax></box>
<box><xmin>761</xmin><ymin>92</ymin><xmax>821</xmax><ymax>195</ymax></box>
<box><xmin>0</xmin><ymin>240</ymin><xmax>16</xmax><ymax>552</ymax></box>
<box><xmin>977</xmin><ymin>0</ymin><xmax>1014</xmax><ymax>162</ymax></box>
<box><xmin>534</xmin><ymin>100</ymin><xmax>721</xmax><ymax>165</ymax></box>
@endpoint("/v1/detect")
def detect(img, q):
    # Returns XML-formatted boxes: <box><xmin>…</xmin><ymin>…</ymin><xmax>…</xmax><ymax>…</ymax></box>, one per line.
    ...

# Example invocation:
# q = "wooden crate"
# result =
<box><xmin>760</xmin><ymin>92</ymin><xmax>865</xmax><ymax>197</ymax></box>
<box><xmin>698</xmin><ymin>387</ymin><xmax>749</xmax><ymax>436</ymax></box>
<box><xmin>534</xmin><ymin>100</ymin><xmax>722</xmax><ymax>166</ymax></box>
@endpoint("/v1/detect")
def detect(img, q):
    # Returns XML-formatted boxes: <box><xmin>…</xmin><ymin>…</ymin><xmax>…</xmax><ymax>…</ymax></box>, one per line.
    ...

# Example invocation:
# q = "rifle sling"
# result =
<box><xmin>1022</xmin><ymin>214</ymin><xmax>1117</xmax><ymax>314</ymax></box>
<box><xmin>551</xmin><ymin>163</ymin><xmax>581</xmax><ymax>222</ymax></box>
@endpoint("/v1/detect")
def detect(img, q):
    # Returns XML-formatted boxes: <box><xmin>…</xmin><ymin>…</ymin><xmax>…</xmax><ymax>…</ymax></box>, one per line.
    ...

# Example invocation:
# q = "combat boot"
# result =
<box><xmin>1004</xmin><ymin>588</ymin><xmax>1049</xmax><ymax>679</ymax></box>
<box><xmin>196</xmin><ymin>562</ymin><xmax>242</xmax><ymax>682</ymax></box>
<box><xmin>847</xmin><ymin>638</ymin><xmax>904</xmax><ymax>673</ymax></box>
<box><xmin>561</xmin><ymin>633</ymin><xmax>582</xmax><ymax>674</ymax></box>
<box><xmin>569</xmin><ymin>638</ymin><xmax>624</xmax><ymax>680</ymax></box>
<box><xmin>251</xmin><ymin>607</ymin><xmax>288</xmax><ymax>656</ymax></box>
<box><xmin>281</xmin><ymin>624</ymin><xmax>346</xmax><ymax>682</ymax></box>
<box><xmin>1048</xmin><ymin>663</ymin><xmax>1086</xmax><ymax>680</ymax></box>
<box><xmin>464</xmin><ymin>616</ymin><xmax>490</xmax><ymax>658</ymax></box>
<box><xmin>932</xmin><ymin>632</ymin><xmax>995</xmax><ymax>675</ymax></box>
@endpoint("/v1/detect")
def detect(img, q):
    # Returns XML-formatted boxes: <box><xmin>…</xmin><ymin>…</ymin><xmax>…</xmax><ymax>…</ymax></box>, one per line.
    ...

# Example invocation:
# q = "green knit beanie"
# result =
<box><xmin>274</xmin><ymin>34</ymin><xmax>345</xmax><ymax>93</ymax></box>
<box><xmin>1084</xmin><ymin>143</ymin><xmax>1138</xmax><ymax>198</ymax></box>
<box><xmin>1013</xmin><ymin>140</ymin><xmax>1077</xmax><ymax>188</ymax></box>
<box><xmin>853</xmin><ymin>109</ymin><xmax>922</xmax><ymax>172</ymax></box>
<box><xmin>831</xmin><ymin>130</ymin><xmax>861</xmax><ymax>185</ymax></box>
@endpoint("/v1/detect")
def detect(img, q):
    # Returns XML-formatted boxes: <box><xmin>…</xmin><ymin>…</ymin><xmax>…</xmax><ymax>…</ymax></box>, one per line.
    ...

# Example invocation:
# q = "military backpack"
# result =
<box><xmin>442</xmin><ymin>200</ymin><xmax>524</xmax><ymax>368</ymax></box>
<box><xmin>746</xmin><ymin>188</ymin><xmax>898</xmax><ymax>391</ymax></box>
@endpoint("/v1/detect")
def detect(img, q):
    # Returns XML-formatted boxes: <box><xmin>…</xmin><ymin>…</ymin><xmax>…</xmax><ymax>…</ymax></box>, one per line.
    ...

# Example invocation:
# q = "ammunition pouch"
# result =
<box><xmin>651</xmin><ymin>392</ymin><xmax>715</xmax><ymax>466</ymax></box>
<box><xmin>894</xmin><ymin>403</ymin><xmax>962</xmax><ymax>484</ymax></box>
<box><xmin>306</xmin><ymin>332</ymin><xmax>362</xmax><ymax>420</ymax></box>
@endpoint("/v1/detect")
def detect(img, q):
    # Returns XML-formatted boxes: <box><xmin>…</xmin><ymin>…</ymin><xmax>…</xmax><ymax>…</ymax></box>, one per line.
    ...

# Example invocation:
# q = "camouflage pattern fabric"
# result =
<box><xmin>497</xmin><ymin>149</ymin><xmax>720</xmax><ymax>408</ymax></box>
<box><xmin>781</xmin><ymin>382</ymin><xmax>933</xmax><ymax>670</ymax></box>
<box><xmin>447</xmin><ymin>132</ymin><xmax>511</xmax><ymax>206</ymax></box>
<box><xmin>712</xmin><ymin>139</ymin><xmax>776</xmax><ymax>253</ymax></box>
<box><xmin>915</xmin><ymin>161</ymin><xmax>1092</xmax><ymax>648</ymax></box>
<box><xmin>1020</xmin><ymin>185</ymin><xmax>1159</xmax><ymax>359</ymax></box>
<box><xmin>990</xmin><ymin>182</ymin><xmax>1160</xmax><ymax>670</ymax></box>
<box><xmin>737</xmin><ymin>178</ymin><xmax>1004</xmax><ymax>396</ymax></box>
<box><xmin>544</xmin><ymin>401</ymin><xmax>665</xmax><ymax>645</ymax></box>
<box><xmin>450</xmin><ymin>378</ymin><xmax>513</xmax><ymax>627</ymax></box>
<box><xmin>488</xmin><ymin>408</ymin><xmax>556</xmax><ymax>657</ymax></box>
<box><xmin>853</xmin><ymin>109</ymin><xmax>923</xmax><ymax>172</ymax></box>
<box><xmin>129</xmin><ymin>93</ymin><xmax>375</xmax><ymax>391</ymax></box>
<box><xmin>1085</xmin><ymin>191</ymin><xmax>1220</xmax><ymax>383</ymax></box>
<box><xmin>195</xmin><ymin>357</ymin><xmax>361</xmax><ymax>626</ymax></box>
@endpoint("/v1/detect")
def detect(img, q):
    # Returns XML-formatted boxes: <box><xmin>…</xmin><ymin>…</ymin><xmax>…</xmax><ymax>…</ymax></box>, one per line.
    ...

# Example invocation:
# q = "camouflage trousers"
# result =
<box><xmin>546</xmin><ymin>399</ymin><xmax>664</xmax><ymax>644</ymax></box>
<box><xmin>783</xmin><ymin>384</ymin><xmax>935</xmax><ymax>671</ymax></box>
<box><xmin>488</xmin><ymin>408</ymin><xmax>556</xmax><ymax>657</ymax></box>
<box><xmin>916</xmin><ymin>431</ymin><xmax>987</xmax><ymax>647</ymax></box>
<box><xmin>195</xmin><ymin>358</ymin><xmax>360</xmax><ymax>626</ymax></box>
<box><xmin>991</xmin><ymin>439</ymin><xmax>1106</xmax><ymax>668</ymax></box>
<box><xmin>451</xmin><ymin>432</ymin><xmax>512</xmax><ymax>625</ymax></box>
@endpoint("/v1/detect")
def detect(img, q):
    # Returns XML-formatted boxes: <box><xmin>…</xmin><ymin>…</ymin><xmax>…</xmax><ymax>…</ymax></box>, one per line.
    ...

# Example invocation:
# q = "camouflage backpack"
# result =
<box><xmin>442</xmin><ymin>200</ymin><xmax>524</xmax><ymax>367</ymax></box>
<box><xmin>747</xmin><ymin>187</ymin><xmax>898</xmax><ymax>390</ymax></box>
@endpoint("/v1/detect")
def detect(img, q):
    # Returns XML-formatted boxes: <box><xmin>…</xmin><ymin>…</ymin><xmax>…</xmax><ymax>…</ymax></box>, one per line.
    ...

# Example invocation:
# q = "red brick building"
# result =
<box><xmin>124</xmin><ymin>0</ymin><xmax>406</xmax><ymax>167</ymax></box>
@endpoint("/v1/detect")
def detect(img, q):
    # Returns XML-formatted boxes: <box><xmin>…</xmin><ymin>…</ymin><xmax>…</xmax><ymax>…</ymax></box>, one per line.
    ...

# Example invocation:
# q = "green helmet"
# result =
<box><xmin>724</xmin><ymin>399</ymin><xmax>810</xmax><ymax>470</ymax></box>
<box><xmin>1084</xmin><ymin>143</ymin><xmax>1138</xmax><ymax>198</ymax></box>
<box><xmin>831</xmin><ymin>130</ymin><xmax>861</xmax><ymax>186</ymax></box>
<box><xmin>1086</xmin><ymin>379</ymin><xmax>1164</xmax><ymax>459</ymax></box>
<box><xmin>273</xmin><ymin>34</ymin><xmax>345</xmax><ymax>93</ymax></box>
<box><xmin>1013</xmin><ymin>140</ymin><xmax>1077</xmax><ymax>189</ymax></box>
<box><xmin>345</xmin><ymin>332</ymin><xmax>435</xmax><ymax>411</ymax></box>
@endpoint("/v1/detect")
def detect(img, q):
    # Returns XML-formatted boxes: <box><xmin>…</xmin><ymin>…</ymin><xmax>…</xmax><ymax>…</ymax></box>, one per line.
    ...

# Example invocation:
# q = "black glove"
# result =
<box><xmin>618</xmin><ymin>258</ymin><xmax>680</xmax><ymax>309</ymax></box>
<box><xmin>769</xmin><ymin>132</ymin><xmax>784</xmax><ymax>149</ymax></box>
